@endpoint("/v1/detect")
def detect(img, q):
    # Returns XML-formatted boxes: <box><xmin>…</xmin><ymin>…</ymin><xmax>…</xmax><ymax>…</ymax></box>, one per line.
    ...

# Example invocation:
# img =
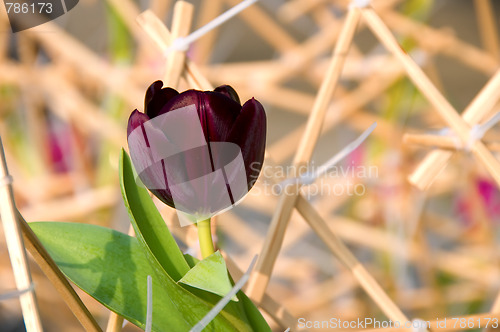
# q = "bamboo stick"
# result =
<box><xmin>136</xmin><ymin>10</ymin><xmax>213</xmax><ymax>91</ymax></box>
<box><xmin>223</xmin><ymin>0</ymin><xmax>298</xmax><ymax>52</ymax></box>
<box><xmin>106</xmin><ymin>313</ymin><xmax>124</xmax><ymax>332</ymax></box>
<box><xmin>268</xmin><ymin>58</ymin><xmax>405</xmax><ymax>164</ymax></box>
<box><xmin>163</xmin><ymin>1</ymin><xmax>194</xmax><ymax>88</ymax></box>
<box><xmin>202</xmin><ymin>60</ymin><xmax>289</xmax><ymax>86</ymax></box>
<box><xmin>270</xmin><ymin>15</ymin><xmax>344</xmax><ymax>84</ymax></box>
<box><xmin>221</xmin><ymin>251</ymin><xmax>296</xmax><ymax>329</ymax></box>
<box><xmin>284</xmin><ymin>271</ymin><xmax>355</xmax><ymax>315</ymax></box>
<box><xmin>21</xmin><ymin>186</ymin><xmax>118</xmax><ymax>222</ymax></box>
<box><xmin>381</xmin><ymin>10</ymin><xmax>498</xmax><ymax>75</ymax></box>
<box><xmin>246</xmin><ymin>8</ymin><xmax>361</xmax><ymax>303</ymax></box>
<box><xmin>474</xmin><ymin>0</ymin><xmax>500</xmax><ymax>59</ymax></box>
<box><xmin>277</xmin><ymin>0</ymin><xmax>329</xmax><ymax>23</ymax></box>
<box><xmin>311</xmin><ymin>4</ymin><xmax>337</xmax><ymax>29</ymax></box>
<box><xmin>362</xmin><ymin>8</ymin><xmax>500</xmax><ymax>189</ymax></box>
<box><xmin>192</xmin><ymin>0</ymin><xmax>224</xmax><ymax>65</ymax></box>
<box><xmin>149</xmin><ymin>0</ymin><xmax>171</xmax><ymax>19</ymax></box>
<box><xmin>408</xmin><ymin>72</ymin><xmax>500</xmax><ymax>190</ymax></box>
<box><xmin>27</xmin><ymin>22</ymin><xmax>144</xmax><ymax>107</ymax></box>
<box><xmin>295</xmin><ymin>195</ymin><xmax>409</xmax><ymax>323</ymax></box>
<box><xmin>404</xmin><ymin>133</ymin><xmax>500</xmax><ymax>152</ymax></box>
<box><xmin>0</xmin><ymin>138</ymin><xmax>43</xmax><ymax>332</ymax></box>
<box><xmin>18</xmin><ymin>212</ymin><xmax>102</xmax><ymax>332</ymax></box>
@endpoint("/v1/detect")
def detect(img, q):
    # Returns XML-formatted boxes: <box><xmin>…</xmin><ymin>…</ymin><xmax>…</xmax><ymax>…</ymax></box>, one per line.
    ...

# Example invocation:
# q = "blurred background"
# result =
<box><xmin>1</xmin><ymin>0</ymin><xmax>500</xmax><ymax>331</ymax></box>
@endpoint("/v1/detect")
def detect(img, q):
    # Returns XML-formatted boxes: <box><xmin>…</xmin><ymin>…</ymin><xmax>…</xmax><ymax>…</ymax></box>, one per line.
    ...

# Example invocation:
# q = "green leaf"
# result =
<box><xmin>119</xmin><ymin>150</ymin><xmax>257</xmax><ymax>331</ymax></box>
<box><xmin>183</xmin><ymin>254</ymin><xmax>272</xmax><ymax>332</ymax></box>
<box><xmin>179</xmin><ymin>251</ymin><xmax>238</xmax><ymax>301</ymax></box>
<box><xmin>180</xmin><ymin>254</ymin><xmax>272</xmax><ymax>332</ymax></box>
<box><xmin>30</xmin><ymin>222</ymin><xmax>254</xmax><ymax>331</ymax></box>
<box><xmin>119</xmin><ymin>149</ymin><xmax>190</xmax><ymax>282</ymax></box>
<box><xmin>29</xmin><ymin>222</ymin><xmax>191</xmax><ymax>331</ymax></box>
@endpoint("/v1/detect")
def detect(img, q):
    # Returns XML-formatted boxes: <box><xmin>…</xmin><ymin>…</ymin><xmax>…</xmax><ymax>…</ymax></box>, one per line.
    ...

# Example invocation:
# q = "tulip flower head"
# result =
<box><xmin>127</xmin><ymin>81</ymin><xmax>266</xmax><ymax>226</ymax></box>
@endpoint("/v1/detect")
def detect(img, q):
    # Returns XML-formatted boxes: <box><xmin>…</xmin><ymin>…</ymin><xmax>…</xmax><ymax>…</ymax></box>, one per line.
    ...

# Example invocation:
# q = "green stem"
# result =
<box><xmin>197</xmin><ymin>219</ymin><xmax>215</xmax><ymax>258</ymax></box>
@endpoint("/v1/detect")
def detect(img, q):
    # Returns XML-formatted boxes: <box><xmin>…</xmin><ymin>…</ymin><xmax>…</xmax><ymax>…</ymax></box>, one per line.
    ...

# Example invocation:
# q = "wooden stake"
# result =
<box><xmin>381</xmin><ymin>10</ymin><xmax>498</xmax><ymax>75</ymax></box>
<box><xmin>246</xmin><ymin>8</ymin><xmax>361</xmax><ymax>303</ymax></box>
<box><xmin>408</xmin><ymin>72</ymin><xmax>500</xmax><ymax>190</ymax></box>
<box><xmin>27</xmin><ymin>21</ymin><xmax>143</xmax><ymax>107</ymax></box>
<box><xmin>295</xmin><ymin>195</ymin><xmax>409</xmax><ymax>323</ymax></box>
<box><xmin>149</xmin><ymin>0</ymin><xmax>172</xmax><ymax>19</ymax></box>
<box><xmin>362</xmin><ymin>8</ymin><xmax>500</xmax><ymax>189</ymax></box>
<box><xmin>268</xmin><ymin>57</ymin><xmax>405</xmax><ymax>164</ymax></box>
<box><xmin>18</xmin><ymin>212</ymin><xmax>102</xmax><ymax>332</ymax></box>
<box><xmin>277</xmin><ymin>0</ymin><xmax>329</xmax><ymax>23</ymax></box>
<box><xmin>474</xmin><ymin>0</ymin><xmax>500</xmax><ymax>59</ymax></box>
<box><xmin>0</xmin><ymin>137</ymin><xmax>43</xmax><ymax>332</ymax></box>
<box><xmin>192</xmin><ymin>0</ymin><xmax>224</xmax><ymax>65</ymax></box>
<box><xmin>404</xmin><ymin>133</ymin><xmax>500</xmax><ymax>152</ymax></box>
<box><xmin>106</xmin><ymin>313</ymin><xmax>124</xmax><ymax>332</ymax></box>
<box><xmin>270</xmin><ymin>15</ymin><xmax>344</xmax><ymax>84</ymax></box>
<box><xmin>136</xmin><ymin>10</ymin><xmax>213</xmax><ymax>90</ymax></box>
<box><xmin>163</xmin><ymin>1</ymin><xmax>194</xmax><ymax>88</ymax></box>
<box><xmin>223</xmin><ymin>0</ymin><xmax>298</xmax><ymax>52</ymax></box>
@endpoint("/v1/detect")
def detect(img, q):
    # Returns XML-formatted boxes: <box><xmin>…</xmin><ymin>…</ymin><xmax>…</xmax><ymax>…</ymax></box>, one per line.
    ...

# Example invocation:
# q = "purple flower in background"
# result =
<box><xmin>127</xmin><ymin>81</ymin><xmax>266</xmax><ymax>224</ymax></box>
<box><xmin>455</xmin><ymin>177</ymin><xmax>500</xmax><ymax>226</ymax></box>
<box><xmin>477</xmin><ymin>178</ymin><xmax>500</xmax><ymax>217</ymax></box>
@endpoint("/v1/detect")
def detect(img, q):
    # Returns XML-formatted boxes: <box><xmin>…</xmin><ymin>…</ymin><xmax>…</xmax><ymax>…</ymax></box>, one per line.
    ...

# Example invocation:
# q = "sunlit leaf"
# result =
<box><xmin>179</xmin><ymin>251</ymin><xmax>238</xmax><ymax>301</ymax></box>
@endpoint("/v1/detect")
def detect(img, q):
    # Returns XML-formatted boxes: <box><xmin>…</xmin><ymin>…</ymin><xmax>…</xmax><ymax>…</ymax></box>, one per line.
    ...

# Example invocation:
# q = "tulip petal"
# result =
<box><xmin>157</xmin><ymin>90</ymin><xmax>241</xmax><ymax>143</ymax></box>
<box><xmin>144</xmin><ymin>81</ymin><xmax>179</xmax><ymax>119</ymax></box>
<box><xmin>127</xmin><ymin>110</ymin><xmax>150</xmax><ymax>138</ymax></box>
<box><xmin>214</xmin><ymin>85</ymin><xmax>241</xmax><ymax>105</ymax></box>
<box><xmin>144</xmin><ymin>81</ymin><xmax>163</xmax><ymax>110</ymax></box>
<box><xmin>226</xmin><ymin>98</ymin><xmax>266</xmax><ymax>189</ymax></box>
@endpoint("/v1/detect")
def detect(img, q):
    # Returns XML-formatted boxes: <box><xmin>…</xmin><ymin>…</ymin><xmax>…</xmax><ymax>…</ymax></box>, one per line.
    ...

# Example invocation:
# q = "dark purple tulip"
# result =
<box><xmin>127</xmin><ymin>81</ymin><xmax>266</xmax><ymax>223</ymax></box>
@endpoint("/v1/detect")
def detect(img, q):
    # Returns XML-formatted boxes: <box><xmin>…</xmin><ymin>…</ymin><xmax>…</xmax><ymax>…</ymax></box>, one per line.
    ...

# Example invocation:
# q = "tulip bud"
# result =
<box><xmin>127</xmin><ymin>81</ymin><xmax>266</xmax><ymax>225</ymax></box>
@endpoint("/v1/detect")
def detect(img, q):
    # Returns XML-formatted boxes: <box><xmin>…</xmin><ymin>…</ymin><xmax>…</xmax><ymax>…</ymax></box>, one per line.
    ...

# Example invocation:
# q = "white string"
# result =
<box><xmin>467</xmin><ymin>111</ymin><xmax>500</xmax><ymax>150</ymax></box>
<box><xmin>277</xmin><ymin>122</ymin><xmax>377</xmax><ymax>191</ymax></box>
<box><xmin>189</xmin><ymin>255</ymin><xmax>258</xmax><ymax>332</ymax></box>
<box><xmin>145</xmin><ymin>275</ymin><xmax>153</xmax><ymax>332</ymax></box>
<box><xmin>0</xmin><ymin>175</ymin><xmax>13</xmax><ymax>187</ymax></box>
<box><xmin>435</xmin><ymin>128</ymin><xmax>462</xmax><ymax>150</ymax></box>
<box><xmin>0</xmin><ymin>283</ymin><xmax>35</xmax><ymax>301</ymax></box>
<box><xmin>165</xmin><ymin>0</ymin><xmax>260</xmax><ymax>55</ymax></box>
<box><xmin>349</xmin><ymin>0</ymin><xmax>371</xmax><ymax>9</ymax></box>
<box><xmin>434</xmin><ymin>112</ymin><xmax>500</xmax><ymax>151</ymax></box>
